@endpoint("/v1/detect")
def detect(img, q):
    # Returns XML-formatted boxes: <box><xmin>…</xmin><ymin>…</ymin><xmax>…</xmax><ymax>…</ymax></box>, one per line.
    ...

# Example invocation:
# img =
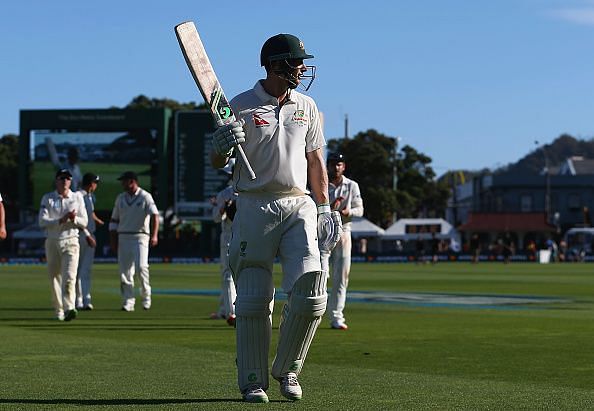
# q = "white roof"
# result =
<box><xmin>383</xmin><ymin>218</ymin><xmax>458</xmax><ymax>240</ymax></box>
<box><xmin>350</xmin><ymin>217</ymin><xmax>385</xmax><ymax>238</ymax></box>
<box><xmin>12</xmin><ymin>224</ymin><xmax>45</xmax><ymax>240</ymax></box>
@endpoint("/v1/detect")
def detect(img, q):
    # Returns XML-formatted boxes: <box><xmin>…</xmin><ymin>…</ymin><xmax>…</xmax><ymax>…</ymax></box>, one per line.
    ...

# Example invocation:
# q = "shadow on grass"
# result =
<box><xmin>0</xmin><ymin>398</ymin><xmax>289</xmax><ymax>405</ymax></box>
<box><xmin>0</xmin><ymin>307</ymin><xmax>48</xmax><ymax>312</ymax></box>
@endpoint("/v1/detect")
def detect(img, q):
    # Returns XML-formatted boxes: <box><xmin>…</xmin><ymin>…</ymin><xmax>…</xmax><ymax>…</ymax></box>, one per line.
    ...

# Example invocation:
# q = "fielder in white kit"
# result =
<box><xmin>109</xmin><ymin>171</ymin><xmax>159</xmax><ymax>311</ymax></box>
<box><xmin>323</xmin><ymin>153</ymin><xmax>364</xmax><ymax>330</ymax></box>
<box><xmin>38</xmin><ymin>169</ymin><xmax>89</xmax><ymax>321</ymax></box>
<box><xmin>210</xmin><ymin>33</ymin><xmax>341</xmax><ymax>403</ymax></box>
<box><xmin>211</xmin><ymin>161</ymin><xmax>238</xmax><ymax>325</ymax></box>
<box><xmin>76</xmin><ymin>173</ymin><xmax>104</xmax><ymax>310</ymax></box>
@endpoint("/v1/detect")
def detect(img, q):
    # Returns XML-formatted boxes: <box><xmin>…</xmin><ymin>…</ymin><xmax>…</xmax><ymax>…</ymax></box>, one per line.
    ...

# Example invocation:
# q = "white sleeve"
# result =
<box><xmin>109</xmin><ymin>196</ymin><xmax>120</xmax><ymax>231</ymax></box>
<box><xmin>73</xmin><ymin>193</ymin><xmax>88</xmax><ymax>229</ymax></box>
<box><xmin>145</xmin><ymin>193</ymin><xmax>159</xmax><ymax>215</ymax></box>
<box><xmin>349</xmin><ymin>182</ymin><xmax>364</xmax><ymax>218</ymax></box>
<box><xmin>305</xmin><ymin>100</ymin><xmax>326</xmax><ymax>153</ymax></box>
<box><xmin>38</xmin><ymin>194</ymin><xmax>59</xmax><ymax>228</ymax></box>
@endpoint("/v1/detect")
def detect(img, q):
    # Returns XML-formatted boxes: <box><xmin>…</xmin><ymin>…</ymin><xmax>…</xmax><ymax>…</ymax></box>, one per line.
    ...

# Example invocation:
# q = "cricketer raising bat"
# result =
<box><xmin>174</xmin><ymin>21</ymin><xmax>256</xmax><ymax>180</ymax></box>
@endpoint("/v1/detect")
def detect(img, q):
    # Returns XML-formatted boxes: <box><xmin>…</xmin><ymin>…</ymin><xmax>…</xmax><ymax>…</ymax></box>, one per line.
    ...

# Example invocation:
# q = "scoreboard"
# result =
<box><xmin>174</xmin><ymin>110</ymin><xmax>231</xmax><ymax>219</ymax></box>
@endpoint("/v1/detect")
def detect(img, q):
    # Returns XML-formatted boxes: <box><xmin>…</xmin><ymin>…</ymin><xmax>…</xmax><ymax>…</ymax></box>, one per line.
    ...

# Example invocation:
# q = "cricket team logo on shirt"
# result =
<box><xmin>292</xmin><ymin>110</ymin><xmax>308</xmax><ymax>126</ymax></box>
<box><xmin>252</xmin><ymin>113</ymin><xmax>270</xmax><ymax>128</ymax></box>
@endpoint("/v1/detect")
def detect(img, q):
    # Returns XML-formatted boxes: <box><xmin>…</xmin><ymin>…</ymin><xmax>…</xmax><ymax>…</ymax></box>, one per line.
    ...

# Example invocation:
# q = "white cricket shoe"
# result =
<box><xmin>56</xmin><ymin>312</ymin><xmax>65</xmax><ymax>321</ymax></box>
<box><xmin>242</xmin><ymin>385</ymin><xmax>269</xmax><ymax>403</ymax></box>
<box><xmin>279</xmin><ymin>373</ymin><xmax>302</xmax><ymax>401</ymax></box>
<box><xmin>331</xmin><ymin>320</ymin><xmax>348</xmax><ymax>330</ymax></box>
<box><xmin>121</xmin><ymin>304</ymin><xmax>134</xmax><ymax>312</ymax></box>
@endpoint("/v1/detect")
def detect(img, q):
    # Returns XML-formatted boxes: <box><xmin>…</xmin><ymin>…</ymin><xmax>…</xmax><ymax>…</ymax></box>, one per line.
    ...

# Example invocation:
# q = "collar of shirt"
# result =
<box><xmin>329</xmin><ymin>176</ymin><xmax>347</xmax><ymax>189</ymax></box>
<box><xmin>125</xmin><ymin>187</ymin><xmax>141</xmax><ymax>200</ymax></box>
<box><xmin>55</xmin><ymin>189</ymin><xmax>73</xmax><ymax>199</ymax></box>
<box><xmin>253</xmin><ymin>81</ymin><xmax>295</xmax><ymax>106</ymax></box>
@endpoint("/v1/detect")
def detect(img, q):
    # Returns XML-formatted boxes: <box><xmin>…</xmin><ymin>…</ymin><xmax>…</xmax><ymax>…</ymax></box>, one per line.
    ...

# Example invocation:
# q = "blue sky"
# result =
<box><xmin>2</xmin><ymin>0</ymin><xmax>594</xmax><ymax>173</ymax></box>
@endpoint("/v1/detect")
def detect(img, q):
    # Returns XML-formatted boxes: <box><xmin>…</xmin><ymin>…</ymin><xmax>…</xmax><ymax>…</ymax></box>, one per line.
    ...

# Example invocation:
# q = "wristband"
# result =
<box><xmin>317</xmin><ymin>204</ymin><xmax>331</xmax><ymax>214</ymax></box>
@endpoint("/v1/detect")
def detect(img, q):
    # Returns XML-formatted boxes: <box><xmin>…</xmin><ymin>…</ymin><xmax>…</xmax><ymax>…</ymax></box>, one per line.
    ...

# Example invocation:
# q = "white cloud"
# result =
<box><xmin>549</xmin><ymin>8</ymin><xmax>594</xmax><ymax>25</ymax></box>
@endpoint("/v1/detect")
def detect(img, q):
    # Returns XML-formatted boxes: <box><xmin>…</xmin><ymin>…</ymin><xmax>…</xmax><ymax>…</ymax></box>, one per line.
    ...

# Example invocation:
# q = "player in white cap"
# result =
<box><xmin>210</xmin><ymin>33</ymin><xmax>342</xmax><ymax>403</ymax></box>
<box><xmin>109</xmin><ymin>171</ymin><xmax>159</xmax><ymax>312</ymax></box>
<box><xmin>38</xmin><ymin>169</ymin><xmax>89</xmax><ymax>321</ymax></box>
<box><xmin>322</xmin><ymin>153</ymin><xmax>364</xmax><ymax>330</ymax></box>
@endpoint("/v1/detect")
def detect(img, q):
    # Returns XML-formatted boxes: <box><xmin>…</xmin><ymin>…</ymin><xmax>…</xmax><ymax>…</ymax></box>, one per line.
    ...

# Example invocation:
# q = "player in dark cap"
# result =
<box><xmin>75</xmin><ymin>173</ymin><xmax>104</xmax><ymax>311</ymax></box>
<box><xmin>109</xmin><ymin>171</ymin><xmax>159</xmax><ymax>312</ymax></box>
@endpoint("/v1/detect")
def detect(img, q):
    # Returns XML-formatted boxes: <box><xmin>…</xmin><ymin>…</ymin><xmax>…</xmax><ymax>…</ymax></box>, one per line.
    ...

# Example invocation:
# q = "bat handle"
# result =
<box><xmin>236</xmin><ymin>144</ymin><xmax>256</xmax><ymax>180</ymax></box>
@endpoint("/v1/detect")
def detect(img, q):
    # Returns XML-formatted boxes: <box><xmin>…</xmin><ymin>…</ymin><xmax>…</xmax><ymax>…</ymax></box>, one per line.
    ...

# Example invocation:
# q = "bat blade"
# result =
<box><xmin>175</xmin><ymin>21</ymin><xmax>256</xmax><ymax>180</ymax></box>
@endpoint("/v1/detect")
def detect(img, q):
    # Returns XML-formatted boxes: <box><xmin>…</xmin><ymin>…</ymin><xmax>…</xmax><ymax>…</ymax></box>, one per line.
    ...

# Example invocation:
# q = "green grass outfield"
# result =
<box><xmin>1</xmin><ymin>262</ymin><xmax>593</xmax><ymax>410</ymax></box>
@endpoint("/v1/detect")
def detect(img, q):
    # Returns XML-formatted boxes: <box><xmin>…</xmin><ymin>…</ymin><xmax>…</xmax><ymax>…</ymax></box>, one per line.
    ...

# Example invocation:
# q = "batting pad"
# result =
<box><xmin>235</xmin><ymin>267</ymin><xmax>274</xmax><ymax>392</ymax></box>
<box><xmin>271</xmin><ymin>271</ymin><xmax>327</xmax><ymax>379</ymax></box>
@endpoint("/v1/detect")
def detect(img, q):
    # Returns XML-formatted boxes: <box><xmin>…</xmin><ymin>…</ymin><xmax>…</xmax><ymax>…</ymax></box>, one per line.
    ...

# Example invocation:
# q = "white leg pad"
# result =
<box><xmin>271</xmin><ymin>271</ymin><xmax>327</xmax><ymax>379</ymax></box>
<box><xmin>235</xmin><ymin>267</ymin><xmax>274</xmax><ymax>392</ymax></box>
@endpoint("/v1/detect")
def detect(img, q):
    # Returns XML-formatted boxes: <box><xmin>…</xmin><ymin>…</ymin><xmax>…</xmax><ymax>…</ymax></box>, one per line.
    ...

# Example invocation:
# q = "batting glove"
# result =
<box><xmin>317</xmin><ymin>204</ymin><xmax>342</xmax><ymax>253</ymax></box>
<box><xmin>212</xmin><ymin>121</ymin><xmax>245</xmax><ymax>157</ymax></box>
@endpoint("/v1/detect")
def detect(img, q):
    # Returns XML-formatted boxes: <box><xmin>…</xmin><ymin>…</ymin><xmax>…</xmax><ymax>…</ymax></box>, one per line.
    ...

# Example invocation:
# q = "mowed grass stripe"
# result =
<box><xmin>1</xmin><ymin>263</ymin><xmax>593</xmax><ymax>409</ymax></box>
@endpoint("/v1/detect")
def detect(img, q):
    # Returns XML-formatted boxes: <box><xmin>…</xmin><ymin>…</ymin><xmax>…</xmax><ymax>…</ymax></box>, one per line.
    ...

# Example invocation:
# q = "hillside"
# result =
<box><xmin>497</xmin><ymin>134</ymin><xmax>594</xmax><ymax>175</ymax></box>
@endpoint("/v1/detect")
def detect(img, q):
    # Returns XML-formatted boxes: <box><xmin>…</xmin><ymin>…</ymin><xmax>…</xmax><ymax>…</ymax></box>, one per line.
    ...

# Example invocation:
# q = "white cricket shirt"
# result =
<box><xmin>38</xmin><ymin>190</ymin><xmax>88</xmax><ymax>240</ymax></box>
<box><xmin>328</xmin><ymin>176</ymin><xmax>364</xmax><ymax>230</ymax></box>
<box><xmin>212</xmin><ymin>185</ymin><xmax>237</xmax><ymax>234</ymax></box>
<box><xmin>110</xmin><ymin>188</ymin><xmax>159</xmax><ymax>235</ymax></box>
<box><xmin>230</xmin><ymin>81</ymin><xmax>326</xmax><ymax>196</ymax></box>
<box><xmin>80</xmin><ymin>189</ymin><xmax>96</xmax><ymax>233</ymax></box>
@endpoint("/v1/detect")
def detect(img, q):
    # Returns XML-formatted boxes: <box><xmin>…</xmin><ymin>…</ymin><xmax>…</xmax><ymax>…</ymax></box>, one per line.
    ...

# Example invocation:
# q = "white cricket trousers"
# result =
<box><xmin>118</xmin><ymin>234</ymin><xmax>151</xmax><ymax>308</ymax></box>
<box><xmin>327</xmin><ymin>229</ymin><xmax>352</xmax><ymax>324</ymax></box>
<box><xmin>45</xmin><ymin>237</ymin><xmax>80</xmax><ymax>316</ymax></box>
<box><xmin>220</xmin><ymin>229</ymin><xmax>236</xmax><ymax>318</ymax></box>
<box><xmin>76</xmin><ymin>236</ymin><xmax>95</xmax><ymax>307</ymax></box>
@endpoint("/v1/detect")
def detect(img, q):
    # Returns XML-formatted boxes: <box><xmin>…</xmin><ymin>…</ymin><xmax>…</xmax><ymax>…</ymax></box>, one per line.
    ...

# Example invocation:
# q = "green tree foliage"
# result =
<box><xmin>122</xmin><ymin>95</ymin><xmax>206</xmax><ymax>111</ymax></box>
<box><xmin>0</xmin><ymin>134</ymin><xmax>19</xmax><ymax>202</ymax></box>
<box><xmin>327</xmin><ymin>129</ymin><xmax>397</xmax><ymax>226</ymax></box>
<box><xmin>327</xmin><ymin>129</ymin><xmax>449</xmax><ymax>227</ymax></box>
<box><xmin>395</xmin><ymin>145</ymin><xmax>450</xmax><ymax>219</ymax></box>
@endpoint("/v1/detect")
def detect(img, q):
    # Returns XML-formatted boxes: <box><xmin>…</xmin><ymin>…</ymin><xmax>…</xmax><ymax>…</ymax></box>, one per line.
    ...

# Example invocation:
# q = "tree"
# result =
<box><xmin>327</xmin><ymin>129</ymin><xmax>450</xmax><ymax>227</ymax></box>
<box><xmin>122</xmin><ymin>95</ymin><xmax>206</xmax><ymax>111</ymax></box>
<box><xmin>0</xmin><ymin>134</ymin><xmax>19</xmax><ymax>203</ymax></box>
<box><xmin>396</xmin><ymin>145</ymin><xmax>450</xmax><ymax>219</ymax></box>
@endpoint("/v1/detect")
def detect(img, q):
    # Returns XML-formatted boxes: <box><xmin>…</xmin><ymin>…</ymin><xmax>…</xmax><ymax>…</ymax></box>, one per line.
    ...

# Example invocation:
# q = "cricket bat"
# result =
<box><xmin>175</xmin><ymin>21</ymin><xmax>256</xmax><ymax>180</ymax></box>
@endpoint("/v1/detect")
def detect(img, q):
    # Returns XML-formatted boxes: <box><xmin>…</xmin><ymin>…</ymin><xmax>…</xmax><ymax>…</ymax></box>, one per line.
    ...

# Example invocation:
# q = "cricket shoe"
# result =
<box><xmin>226</xmin><ymin>315</ymin><xmax>236</xmax><ymax>327</ymax></box>
<box><xmin>242</xmin><ymin>385</ymin><xmax>269</xmax><ymax>403</ymax></box>
<box><xmin>121</xmin><ymin>304</ymin><xmax>134</xmax><ymax>312</ymax></box>
<box><xmin>279</xmin><ymin>372</ymin><xmax>302</xmax><ymax>401</ymax></box>
<box><xmin>82</xmin><ymin>304</ymin><xmax>94</xmax><ymax>311</ymax></box>
<box><xmin>64</xmin><ymin>309</ymin><xmax>78</xmax><ymax>322</ymax></box>
<box><xmin>331</xmin><ymin>321</ymin><xmax>348</xmax><ymax>330</ymax></box>
<box><xmin>55</xmin><ymin>312</ymin><xmax>65</xmax><ymax>321</ymax></box>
